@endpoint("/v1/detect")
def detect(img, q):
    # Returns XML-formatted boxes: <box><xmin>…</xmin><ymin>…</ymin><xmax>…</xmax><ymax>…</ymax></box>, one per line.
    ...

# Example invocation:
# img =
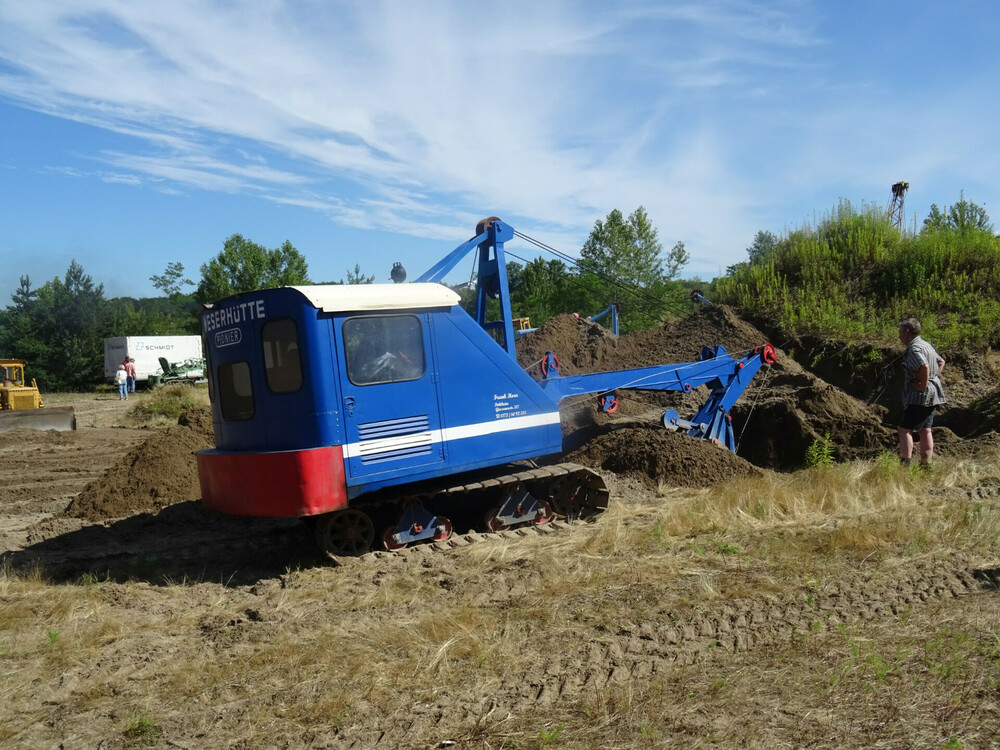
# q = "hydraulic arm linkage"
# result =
<box><xmin>537</xmin><ymin>343</ymin><xmax>777</xmax><ymax>452</ymax></box>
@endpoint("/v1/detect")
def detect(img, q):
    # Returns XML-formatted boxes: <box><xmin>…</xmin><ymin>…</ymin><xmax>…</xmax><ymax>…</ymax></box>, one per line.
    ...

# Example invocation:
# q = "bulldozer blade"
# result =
<box><xmin>0</xmin><ymin>406</ymin><xmax>77</xmax><ymax>433</ymax></box>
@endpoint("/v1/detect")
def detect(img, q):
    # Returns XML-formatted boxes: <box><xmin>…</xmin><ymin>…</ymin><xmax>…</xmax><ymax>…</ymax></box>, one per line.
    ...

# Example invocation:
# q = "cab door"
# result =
<box><xmin>336</xmin><ymin>312</ymin><xmax>446</xmax><ymax>480</ymax></box>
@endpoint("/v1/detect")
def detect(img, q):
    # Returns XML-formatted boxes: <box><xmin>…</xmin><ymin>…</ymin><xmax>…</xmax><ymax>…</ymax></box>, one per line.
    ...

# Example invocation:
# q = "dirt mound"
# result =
<box><xmin>178</xmin><ymin>405</ymin><xmax>213</xmax><ymax>433</ymax></box>
<box><xmin>518</xmin><ymin>305</ymin><xmax>895</xmax><ymax>470</ymax></box>
<box><xmin>930</xmin><ymin>427</ymin><xmax>1000</xmax><ymax>459</ymax></box>
<box><xmin>63</xmin><ymin>407</ymin><xmax>214</xmax><ymax>522</ymax></box>
<box><xmin>616</xmin><ymin>304</ymin><xmax>777</xmax><ymax>369</ymax></box>
<box><xmin>516</xmin><ymin>314</ymin><xmax>619</xmax><ymax>376</ymax></box>
<box><xmin>730</xmin><ymin>378</ymin><xmax>896</xmax><ymax>470</ymax></box>
<box><xmin>567</xmin><ymin>425</ymin><xmax>760</xmax><ymax>487</ymax></box>
<box><xmin>517</xmin><ymin>305</ymin><xmax>781</xmax><ymax>374</ymax></box>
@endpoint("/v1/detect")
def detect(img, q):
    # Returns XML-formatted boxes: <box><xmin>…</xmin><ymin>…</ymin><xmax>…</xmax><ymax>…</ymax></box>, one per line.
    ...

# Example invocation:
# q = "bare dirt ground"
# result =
<box><xmin>2</xmin><ymin>310</ymin><xmax>1000</xmax><ymax>749</ymax></box>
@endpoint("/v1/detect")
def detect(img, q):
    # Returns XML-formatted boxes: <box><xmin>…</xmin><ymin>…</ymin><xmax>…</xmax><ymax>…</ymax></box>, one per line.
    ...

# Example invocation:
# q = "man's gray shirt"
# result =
<box><xmin>902</xmin><ymin>336</ymin><xmax>946</xmax><ymax>407</ymax></box>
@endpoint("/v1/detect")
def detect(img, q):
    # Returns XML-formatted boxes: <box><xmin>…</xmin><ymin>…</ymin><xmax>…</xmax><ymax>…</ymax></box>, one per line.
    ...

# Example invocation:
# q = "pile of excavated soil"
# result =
<box><xmin>567</xmin><ymin>425</ymin><xmax>760</xmax><ymax>487</ymax></box>
<box><xmin>517</xmin><ymin>305</ymin><xmax>776</xmax><ymax>374</ymax></box>
<box><xmin>517</xmin><ymin>306</ymin><xmax>897</xmax><ymax>471</ymax></box>
<box><xmin>62</xmin><ymin>407</ymin><xmax>214</xmax><ymax>522</ymax></box>
<box><xmin>517</xmin><ymin>314</ymin><xmax>620</xmax><ymax>376</ymax></box>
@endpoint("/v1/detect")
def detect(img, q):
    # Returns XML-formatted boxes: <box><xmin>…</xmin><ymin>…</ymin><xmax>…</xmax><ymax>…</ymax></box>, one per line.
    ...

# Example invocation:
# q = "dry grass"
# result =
<box><xmin>2</xmin><ymin>455</ymin><xmax>1000</xmax><ymax>748</ymax></box>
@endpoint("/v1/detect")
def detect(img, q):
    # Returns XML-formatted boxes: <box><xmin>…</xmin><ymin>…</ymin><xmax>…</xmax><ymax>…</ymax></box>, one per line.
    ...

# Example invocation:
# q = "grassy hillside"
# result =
<box><xmin>716</xmin><ymin>200</ymin><xmax>1000</xmax><ymax>350</ymax></box>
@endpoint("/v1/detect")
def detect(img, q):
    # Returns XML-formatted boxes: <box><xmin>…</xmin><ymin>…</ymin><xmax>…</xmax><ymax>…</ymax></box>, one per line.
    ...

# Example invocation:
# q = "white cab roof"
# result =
<box><xmin>289</xmin><ymin>283</ymin><xmax>461</xmax><ymax>313</ymax></box>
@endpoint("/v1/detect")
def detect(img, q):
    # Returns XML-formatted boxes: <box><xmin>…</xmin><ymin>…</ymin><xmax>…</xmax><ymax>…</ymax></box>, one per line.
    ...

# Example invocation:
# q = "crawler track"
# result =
<box><xmin>313</xmin><ymin>461</ymin><xmax>610</xmax><ymax>559</ymax></box>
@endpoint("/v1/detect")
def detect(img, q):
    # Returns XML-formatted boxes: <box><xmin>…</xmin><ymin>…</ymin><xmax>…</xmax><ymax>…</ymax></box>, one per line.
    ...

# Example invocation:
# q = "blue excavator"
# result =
<box><xmin>196</xmin><ymin>218</ymin><xmax>776</xmax><ymax>557</ymax></box>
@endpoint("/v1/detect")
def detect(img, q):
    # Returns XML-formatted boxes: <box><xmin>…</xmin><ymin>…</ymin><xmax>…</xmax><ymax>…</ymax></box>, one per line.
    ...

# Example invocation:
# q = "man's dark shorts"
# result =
<box><xmin>899</xmin><ymin>404</ymin><xmax>935</xmax><ymax>431</ymax></box>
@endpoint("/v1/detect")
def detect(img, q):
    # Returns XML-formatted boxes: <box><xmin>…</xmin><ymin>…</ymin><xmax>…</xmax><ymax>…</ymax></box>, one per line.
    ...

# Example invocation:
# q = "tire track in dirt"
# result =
<box><xmin>0</xmin><ymin>440</ymin><xmax>126</xmax><ymax>501</ymax></box>
<box><xmin>354</xmin><ymin>554</ymin><xmax>998</xmax><ymax>748</ymax></box>
<box><xmin>524</xmin><ymin>555</ymin><xmax>991</xmax><ymax>711</ymax></box>
<box><xmin>0</xmin><ymin>428</ymin><xmax>137</xmax><ymax>553</ymax></box>
<box><xmin>931</xmin><ymin>483</ymin><xmax>1000</xmax><ymax>502</ymax></box>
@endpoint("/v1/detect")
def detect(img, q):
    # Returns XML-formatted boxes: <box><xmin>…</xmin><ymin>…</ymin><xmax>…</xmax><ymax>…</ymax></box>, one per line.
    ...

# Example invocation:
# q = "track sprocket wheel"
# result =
<box><xmin>314</xmin><ymin>509</ymin><xmax>375</xmax><ymax>558</ymax></box>
<box><xmin>533</xmin><ymin>500</ymin><xmax>554</xmax><ymax>525</ymax></box>
<box><xmin>550</xmin><ymin>472</ymin><xmax>609</xmax><ymax>520</ymax></box>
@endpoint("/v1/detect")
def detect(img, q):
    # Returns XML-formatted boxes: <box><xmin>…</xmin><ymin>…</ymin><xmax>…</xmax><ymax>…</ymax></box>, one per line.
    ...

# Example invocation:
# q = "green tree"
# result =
<box><xmin>319</xmin><ymin>264</ymin><xmax>377</xmax><ymax>285</ymax></box>
<box><xmin>150</xmin><ymin>261</ymin><xmax>194</xmax><ymax>296</ymax></box>
<box><xmin>0</xmin><ymin>261</ymin><xmax>107</xmax><ymax>390</ymax></box>
<box><xmin>578</xmin><ymin>206</ymin><xmax>681</xmax><ymax>332</ymax></box>
<box><xmin>747</xmin><ymin>230</ymin><xmax>779</xmax><ymax>263</ymax></box>
<box><xmin>580</xmin><ymin>207</ymin><xmax>665</xmax><ymax>286</ymax></box>
<box><xmin>102</xmin><ymin>295</ymin><xmax>199</xmax><ymax>336</ymax></box>
<box><xmin>196</xmin><ymin>234</ymin><xmax>310</xmax><ymax>302</ymax></box>
<box><xmin>345</xmin><ymin>264</ymin><xmax>375</xmax><ymax>284</ymax></box>
<box><xmin>509</xmin><ymin>257</ymin><xmax>576</xmax><ymax>323</ymax></box>
<box><xmin>664</xmin><ymin>240</ymin><xmax>690</xmax><ymax>280</ymax></box>
<box><xmin>923</xmin><ymin>193</ymin><xmax>993</xmax><ymax>234</ymax></box>
<box><xmin>727</xmin><ymin>229</ymin><xmax>780</xmax><ymax>275</ymax></box>
<box><xmin>11</xmin><ymin>275</ymin><xmax>36</xmax><ymax>309</ymax></box>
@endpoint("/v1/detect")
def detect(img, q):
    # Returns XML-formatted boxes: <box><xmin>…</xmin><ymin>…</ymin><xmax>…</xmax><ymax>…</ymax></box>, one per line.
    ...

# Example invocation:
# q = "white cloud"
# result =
<box><xmin>1</xmin><ymin>0</ymin><xmax>996</xmax><ymax>293</ymax></box>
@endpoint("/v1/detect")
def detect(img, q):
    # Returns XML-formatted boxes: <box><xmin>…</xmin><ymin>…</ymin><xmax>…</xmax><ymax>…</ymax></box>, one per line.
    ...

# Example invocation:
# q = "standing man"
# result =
<box><xmin>124</xmin><ymin>357</ymin><xmax>137</xmax><ymax>395</ymax></box>
<box><xmin>897</xmin><ymin>318</ymin><xmax>946</xmax><ymax>467</ymax></box>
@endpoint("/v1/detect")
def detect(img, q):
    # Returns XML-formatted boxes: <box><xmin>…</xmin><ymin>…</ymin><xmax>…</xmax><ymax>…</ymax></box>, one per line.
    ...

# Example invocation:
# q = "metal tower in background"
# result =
<box><xmin>887</xmin><ymin>181</ymin><xmax>909</xmax><ymax>229</ymax></box>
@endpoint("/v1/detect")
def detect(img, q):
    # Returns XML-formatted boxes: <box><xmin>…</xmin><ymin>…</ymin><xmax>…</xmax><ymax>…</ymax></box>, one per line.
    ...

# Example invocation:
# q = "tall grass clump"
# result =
<box><xmin>717</xmin><ymin>198</ymin><xmax>1000</xmax><ymax>349</ymax></box>
<box><xmin>127</xmin><ymin>385</ymin><xmax>207</xmax><ymax>423</ymax></box>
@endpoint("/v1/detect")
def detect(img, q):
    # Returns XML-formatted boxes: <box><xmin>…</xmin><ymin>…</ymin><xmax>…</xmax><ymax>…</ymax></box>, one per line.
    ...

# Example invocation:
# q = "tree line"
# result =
<box><xmin>0</xmin><ymin>235</ymin><xmax>316</xmax><ymax>390</ymax></box>
<box><xmin>0</xmin><ymin>207</ymin><xmax>693</xmax><ymax>390</ymax></box>
<box><xmin>2</xmin><ymin>194</ymin><xmax>994</xmax><ymax>391</ymax></box>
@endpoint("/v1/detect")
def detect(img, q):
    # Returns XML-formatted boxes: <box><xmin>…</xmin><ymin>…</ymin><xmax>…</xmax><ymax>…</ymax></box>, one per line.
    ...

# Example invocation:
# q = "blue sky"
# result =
<box><xmin>1</xmin><ymin>1</ymin><xmax>998</xmax><ymax>304</ymax></box>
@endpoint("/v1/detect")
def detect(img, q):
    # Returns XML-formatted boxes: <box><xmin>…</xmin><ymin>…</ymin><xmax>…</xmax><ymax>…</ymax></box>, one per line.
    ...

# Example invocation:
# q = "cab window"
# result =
<box><xmin>343</xmin><ymin>315</ymin><xmax>425</xmax><ymax>386</ymax></box>
<box><xmin>262</xmin><ymin>319</ymin><xmax>302</xmax><ymax>393</ymax></box>
<box><xmin>218</xmin><ymin>361</ymin><xmax>254</xmax><ymax>420</ymax></box>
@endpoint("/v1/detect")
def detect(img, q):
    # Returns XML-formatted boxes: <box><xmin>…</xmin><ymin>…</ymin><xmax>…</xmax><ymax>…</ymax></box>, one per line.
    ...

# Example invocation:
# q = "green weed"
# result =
<box><xmin>805</xmin><ymin>433</ymin><xmax>835</xmax><ymax>467</ymax></box>
<box><xmin>124</xmin><ymin>715</ymin><xmax>160</xmax><ymax>746</ymax></box>
<box><xmin>538</xmin><ymin>723</ymin><xmax>565</xmax><ymax>744</ymax></box>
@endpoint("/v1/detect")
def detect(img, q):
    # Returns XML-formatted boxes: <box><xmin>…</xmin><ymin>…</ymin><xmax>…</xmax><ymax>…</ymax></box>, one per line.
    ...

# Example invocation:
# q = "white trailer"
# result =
<box><xmin>103</xmin><ymin>336</ymin><xmax>204</xmax><ymax>384</ymax></box>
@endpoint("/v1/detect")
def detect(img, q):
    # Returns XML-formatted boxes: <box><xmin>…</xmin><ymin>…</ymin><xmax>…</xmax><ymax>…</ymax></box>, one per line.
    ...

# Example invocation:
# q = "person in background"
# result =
<box><xmin>115</xmin><ymin>364</ymin><xmax>129</xmax><ymax>401</ymax></box>
<box><xmin>897</xmin><ymin>318</ymin><xmax>946</xmax><ymax>468</ymax></box>
<box><xmin>125</xmin><ymin>357</ymin><xmax>137</xmax><ymax>394</ymax></box>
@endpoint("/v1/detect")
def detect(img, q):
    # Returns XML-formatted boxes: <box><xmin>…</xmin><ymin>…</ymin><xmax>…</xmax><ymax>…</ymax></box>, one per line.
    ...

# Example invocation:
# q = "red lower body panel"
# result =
<box><xmin>197</xmin><ymin>445</ymin><xmax>348</xmax><ymax>517</ymax></box>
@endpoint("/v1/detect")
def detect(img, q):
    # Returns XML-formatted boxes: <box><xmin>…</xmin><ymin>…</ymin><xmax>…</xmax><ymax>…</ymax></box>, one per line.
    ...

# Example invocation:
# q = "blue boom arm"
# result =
<box><xmin>538</xmin><ymin>344</ymin><xmax>777</xmax><ymax>451</ymax></box>
<box><xmin>416</xmin><ymin>218</ymin><xmax>518</xmax><ymax>357</ymax></box>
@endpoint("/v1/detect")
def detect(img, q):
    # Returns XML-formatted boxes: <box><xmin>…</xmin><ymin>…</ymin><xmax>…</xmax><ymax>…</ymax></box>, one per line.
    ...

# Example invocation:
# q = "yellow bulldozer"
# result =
<box><xmin>0</xmin><ymin>359</ymin><xmax>76</xmax><ymax>433</ymax></box>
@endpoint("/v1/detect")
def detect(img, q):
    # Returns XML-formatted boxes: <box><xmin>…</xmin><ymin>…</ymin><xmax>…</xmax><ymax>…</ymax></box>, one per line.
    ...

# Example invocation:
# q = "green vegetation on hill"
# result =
<box><xmin>716</xmin><ymin>197</ymin><xmax>1000</xmax><ymax>349</ymax></box>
